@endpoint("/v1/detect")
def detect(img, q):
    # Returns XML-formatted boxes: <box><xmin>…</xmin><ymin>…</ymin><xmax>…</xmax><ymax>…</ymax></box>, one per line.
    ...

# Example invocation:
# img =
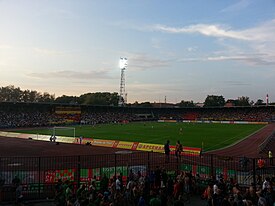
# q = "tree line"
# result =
<box><xmin>0</xmin><ymin>85</ymin><xmax>118</xmax><ymax>106</ymax></box>
<box><xmin>0</xmin><ymin>85</ymin><xmax>272</xmax><ymax>107</ymax></box>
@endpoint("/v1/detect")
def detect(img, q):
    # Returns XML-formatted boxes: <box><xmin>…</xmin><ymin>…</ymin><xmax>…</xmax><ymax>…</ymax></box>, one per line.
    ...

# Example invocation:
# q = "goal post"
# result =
<box><xmin>52</xmin><ymin>126</ymin><xmax>76</xmax><ymax>138</ymax></box>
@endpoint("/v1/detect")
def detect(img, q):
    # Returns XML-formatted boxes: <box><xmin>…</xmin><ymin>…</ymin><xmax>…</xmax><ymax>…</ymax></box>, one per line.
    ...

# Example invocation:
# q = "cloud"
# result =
<box><xmin>27</xmin><ymin>70</ymin><xmax>115</xmax><ymax>80</ymax></box>
<box><xmin>241</xmin><ymin>19</ymin><xmax>275</xmax><ymax>42</ymax></box>
<box><xmin>151</xmin><ymin>19</ymin><xmax>275</xmax><ymax>42</ymax></box>
<box><xmin>179</xmin><ymin>54</ymin><xmax>275</xmax><ymax>65</ymax></box>
<box><xmin>206</xmin><ymin>55</ymin><xmax>249</xmax><ymax>61</ymax></box>
<box><xmin>178</xmin><ymin>55</ymin><xmax>251</xmax><ymax>62</ymax></box>
<box><xmin>127</xmin><ymin>82</ymin><xmax>191</xmax><ymax>103</ymax></box>
<box><xmin>150</xmin><ymin>19</ymin><xmax>275</xmax><ymax>66</ymax></box>
<box><xmin>221</xmin><ymin>0</ymin><xmax>251</xmax><ymax>13</ymax></box>
<box><xmin>115</xmin><ymin>19</ymin><xmax>275</xmax><ymax>66</ymax></box>
<box><xmin>126</xmin><ymin>53</ymin><xmax>170</xmax><ymax>71</ymax></box>
<box><xmin>153</xmin><ymin>24</ymin><xmax>251</xmax><ymax>40</ymax></box>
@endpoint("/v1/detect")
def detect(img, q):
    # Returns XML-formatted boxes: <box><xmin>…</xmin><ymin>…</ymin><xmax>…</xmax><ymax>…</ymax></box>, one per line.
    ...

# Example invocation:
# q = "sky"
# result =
<box><xmin>1</xmin><ymin>0</ymin><xmax>275</xmax><ymax>103</ymax></box>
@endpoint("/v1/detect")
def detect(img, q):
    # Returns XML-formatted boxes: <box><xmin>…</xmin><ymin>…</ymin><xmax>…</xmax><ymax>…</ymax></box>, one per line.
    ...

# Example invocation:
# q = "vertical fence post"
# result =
<box><xmin>0</xmin><ymin>157</ymin><xmax>3</xmax><ymax>202</ymax></box>
<box><xmin>77</xmin><ymin>156</ymin><xmax>81</xmax><ymax>189</ymax></box>
<box><xmin>210</xmin><ymin>154</ymin><xmax>214</xmax><ymax>178</ymax></box>
<box><xmin>147</xmin><ymin>152</ymin><xmax>150</xmax><ymax>173</ymax></box>
<box><xmin>115</xmin><ymin>154</ymin><xmax>117</xmax><ymax>178</ymax></box>
<box><xmin>38</xmin><ymin>157</ymin><xmax>41</xmax><ymax>198</ymax></box>
<box><xmin>252</xmin><ymin>158</ymin><xmax>256</xmax><ymax>190</ymax></box>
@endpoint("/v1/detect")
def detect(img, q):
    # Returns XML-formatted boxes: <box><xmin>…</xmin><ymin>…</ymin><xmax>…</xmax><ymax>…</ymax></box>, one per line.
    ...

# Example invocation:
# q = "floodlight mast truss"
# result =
<box><xmin>118</xmin><ymin>58</ymin><xmax>127</xmax><ymax>106</ymax></box>
<box><xmin>119</xmin><ymin>68</ymin><xmax>126</xmax><ymax>105</ymax></box>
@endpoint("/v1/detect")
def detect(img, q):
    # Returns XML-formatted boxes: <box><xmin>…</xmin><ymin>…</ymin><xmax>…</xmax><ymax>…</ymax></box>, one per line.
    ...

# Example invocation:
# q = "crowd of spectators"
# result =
<box><xmin>197</xmin><ymin>107</ymin><xmax>275</xmax><ymax>122</ymax></box>
<box><xmin>156</xmin><ymin>107</ymin><xmax>275</xmax><ymax>122</ymax></box>
<box><xmin>1</xmin><ymin>105</ymin><xmax>275</xmax><ymax>129</ymax></box>
<box><xmin>53</xmin><ymin>167</ymin><xmax>275</xmax><ymax>206</ymax></box>
<box><xmin>0</xmin><ymin>110</ymin><xmax>54</xmax><ymax>128</ymax></box>
<box><xmin>0</xmin><ymin>110</ymin><xmax>81</xmax><ymax>128</ymax></box>
<box><xmin>55</xmin><ymin>167</ymin><xmax>195</xmax><ymax>206</ymax></box>
<box><xmin>202</xmin><ymin>175</ymin><xmax>275</xmax><ymax>206</ymax></box>
<box><xmin>80</xmin><ymin>112</ymin><xmax>140</xmax><ymax>125</ymax></box>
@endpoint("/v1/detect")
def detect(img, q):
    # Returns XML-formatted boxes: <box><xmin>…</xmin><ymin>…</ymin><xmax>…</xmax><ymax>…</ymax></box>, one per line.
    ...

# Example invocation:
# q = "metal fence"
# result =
<box><xmin>0</xmin><ymin>152</ymin><xmax>274</xmax><ymax>203</ymax></box>
<box><xmin>258</xmin><ymin>131</ymin><xmax>275</xmax><ymax>154</ymax></box>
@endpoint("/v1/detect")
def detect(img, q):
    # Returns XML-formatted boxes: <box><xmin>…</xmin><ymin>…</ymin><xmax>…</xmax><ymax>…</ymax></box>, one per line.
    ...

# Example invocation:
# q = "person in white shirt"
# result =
<box><xmin>115</xmin><ymin>176</ymin><xmax>121</xmax><ymax>191</ymax></box>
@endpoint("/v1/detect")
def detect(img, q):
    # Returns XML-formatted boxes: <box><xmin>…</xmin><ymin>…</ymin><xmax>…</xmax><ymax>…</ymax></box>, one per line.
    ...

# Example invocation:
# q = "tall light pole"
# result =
<box><xmin>118</xmin><ymin>57</ymin><xmax>127</xmax><ymax>106</ymax></box>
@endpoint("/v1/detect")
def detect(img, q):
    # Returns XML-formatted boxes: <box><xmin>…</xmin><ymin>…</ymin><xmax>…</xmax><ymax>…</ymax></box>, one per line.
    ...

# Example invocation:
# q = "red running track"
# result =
<box><xmin>207</xmin><ymin>123</ymin><xmax>275</xmax><ymax>158</ymax></box>
<box><xmin>1</xmin><ymin>123</ymin><xmax>274</xmax><ymax>158</ymax></box>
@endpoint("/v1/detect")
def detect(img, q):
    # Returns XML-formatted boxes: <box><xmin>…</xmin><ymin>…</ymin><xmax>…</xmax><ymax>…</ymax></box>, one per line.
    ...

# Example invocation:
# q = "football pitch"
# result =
<box><xmin>13</xmin><ymin>122</ymin><xmax>265</xmax><ymax>151</ymax></box>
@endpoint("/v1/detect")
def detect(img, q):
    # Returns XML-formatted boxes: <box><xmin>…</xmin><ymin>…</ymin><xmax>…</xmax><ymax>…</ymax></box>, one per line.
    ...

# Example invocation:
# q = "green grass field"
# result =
<box><xmin>12</xmin><ymin>122</ymin><xmax>265</xmax><ymax>151</ymax></box>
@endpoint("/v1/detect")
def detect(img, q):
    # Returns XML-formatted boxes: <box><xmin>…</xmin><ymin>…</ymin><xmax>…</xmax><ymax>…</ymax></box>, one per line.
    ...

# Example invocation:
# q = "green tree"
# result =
<box><xmin>78</xmin><ymin>93</ymin><xmax>91</xmax><ymax>104</ymax></box>
<box><xmin>204</xmin><ymin>95</ymin><xmax>225</xmax><ymax>107</ymax></box>
<box><xmin>0</xmin><ymin>85</ymin><xmax>22</xmax><ymax>102</ymax></box>
<box><xmin>78</xmin><ymin>92</ymin><xmax>119</xmax><ymax>106</ymax></box>
<box><xmin>254</xmin><ymin>99</ymin><xmax>264</xmax><ymax>105</ymax></box>
<box><xmin>11</xmin><ymin>86</ymin><xmax>22</xmax><ymax>102</ymax></box>
<box><xmin>55</xmin><ymin>95</ymin><xmax>78</xmax><ymax>104</ymax></box>
<box><xmin>29</xmin><ymin>90</ymin><xmax>39</xmax><ymax>102</ymax></box>
<box><xmin>133</xmin><ymin>101</ymin><xmax>139</xmax><ymax>106</ymax></box>
<box><xmin>235</xmin><ymin>96</ymin><xmax>250</xmax><ymax>106</ymax></box>
<box><xmin>0</xmin><ymin>85</ymin><xmax>56</xmax><ymax>103</ymax></box>
<box><xmin>139</xmin><ymin>102</ymin><xmax>152</xmax><ymax>107</ymax></box>
<box><xmin>40</xmin><ymin>92</ymin><xmax>55</xmax><ymax>103</ymax></box>
<box><xmin>176</xmin><ymin>100</ymin><xmax>196</xmax><ymax>108</ymax></box>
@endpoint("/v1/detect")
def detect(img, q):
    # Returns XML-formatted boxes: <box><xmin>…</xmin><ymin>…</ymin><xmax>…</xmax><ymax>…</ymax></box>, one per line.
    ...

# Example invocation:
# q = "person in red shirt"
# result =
<box><xmin>257</xmin><ymin>157</ymin><xmax>265</xmax><ymax>169</ymax></box>
<box><xmin>173</xmin><ymin>180</ymin><xmax>181</xmax><ymax>199</ymax></box>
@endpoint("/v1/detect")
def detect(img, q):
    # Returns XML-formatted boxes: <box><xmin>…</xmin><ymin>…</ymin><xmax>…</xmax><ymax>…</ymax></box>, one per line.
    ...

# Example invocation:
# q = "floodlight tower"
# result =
<box><xmin>118</xmin><ymin>57</ymin><xmax>127</xmax><ymax>106</ymax></box>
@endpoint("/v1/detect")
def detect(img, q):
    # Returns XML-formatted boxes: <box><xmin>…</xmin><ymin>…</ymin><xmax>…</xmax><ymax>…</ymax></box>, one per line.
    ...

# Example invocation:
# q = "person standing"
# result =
<box><xmin>79</xmin><ymin>136</ymin><xmax>83</xmax><ymax>144</ymax></box>
<box><xmin>239</xmin><ymin>156</ymin><xmax>249</xmax><ymax>171</ymax></box>
<box><xmin>52</xmin><ymin>135</ymin><xmax>57</xmax><ymax>142</ymax></box>
<box><xmin>15</xmin><ymin>182</ymin><xmax>23</xmax><ymax>205</ymax></box>
<box><xmin>100</xmin><ymin>173</ymin><xmax>109</xmax><ymax>192</ymax></box>
<box><xmin>175</xmin><ymin>140</ymin><xmax>183</xmax><ymax>162</ymax></box>
<box><xmin>179</xmin><ymin>127</ymin><xmax>183</xmax><ymax>135</ymax></box>
<box><xmin>164</xmin><ymin>140</ymin><xmax>170</xmax><ymax>163</ymax></box>
<box><xmin>257</xmin><ymin>157</ymin><xmax>265</xmax><ymax>169</ymax></box>
<box><xmin>115</xmin><ymin>175</ymin><xmax>122</xmax><ymax>191</ymax></box>
<box><xmin>65</xmin><ymin>183</ymin><xmax>73</xmax><ymax>205</ymax></box>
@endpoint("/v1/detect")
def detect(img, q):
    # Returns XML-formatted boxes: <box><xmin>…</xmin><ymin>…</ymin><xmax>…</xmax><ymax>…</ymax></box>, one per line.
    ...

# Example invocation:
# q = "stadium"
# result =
<box><xmin>1</xmin><ymin>1</ymin><xmax>275</xmax><ymax>205</ymax></box>
<box><xmin>0</xmin><ymin>102</ymin><xmax>274</xmax><ymax>205</ymax></box>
